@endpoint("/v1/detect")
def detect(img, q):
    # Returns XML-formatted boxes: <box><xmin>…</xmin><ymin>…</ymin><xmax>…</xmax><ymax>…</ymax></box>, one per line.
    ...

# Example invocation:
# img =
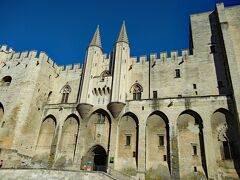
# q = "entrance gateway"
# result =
<box><xmin>81</xmin><ymin>145</ymin><xmax>107</xmax><ymax>172</ymax></box>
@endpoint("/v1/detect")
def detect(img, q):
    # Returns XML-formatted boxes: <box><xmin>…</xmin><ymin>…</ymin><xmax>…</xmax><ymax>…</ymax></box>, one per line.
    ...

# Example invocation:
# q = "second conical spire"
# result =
<box><xmin>116</xmin><ymin>21</ymin><xmax>129</xmax><ymax>44</ymax></box>
<box><xmin>89</xmin><ymin>25</ymin><xmax>102</xmax><ymax>49</ymax></box>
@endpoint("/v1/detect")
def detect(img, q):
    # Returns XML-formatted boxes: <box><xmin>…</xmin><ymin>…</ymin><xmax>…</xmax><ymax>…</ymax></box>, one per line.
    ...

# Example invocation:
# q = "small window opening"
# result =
<box><xmin>47</xmin><ymin>91</ymin><xmax>52</xmax><ymax>102</ymax></box>
<box><xmin>61</xmin><ymin>93</ymin><xmax>69</xmax><ymax>103</ymax></box>
<box><xmin>142</xmin><ymin>106</ymin><xmax>144</xmax><ymax>110</ymax></box>
<box><xmin>194</xmin><ymin>166</ymin><xmax>197</xmax><ymax>172</ymax></box>
<box><xmin>163</xmin><ymin>155</ymin><xmax>167</xmax><ymax>161</ymax></box>
<box><xmin>133</xmin><ymin>151</ymin><xmax>136</xmax><ymax>157</ymax></box>
<box><xmin>126</xmin><ymin>135</ymin><xmax>131</xmax><ymax>146</ymax></box>
<box><xmin>153</xmin><ymin>91</ymin><xmax>157</xmax><ymax>99</ymax></box>
<box><xmin>195</xmin><ymin>91</ymin><xmax>198</xmax><ymax>95</ymax></box>
<box><xmin>193</xmin><ymin>145</ymin><xmax>197</xmax><ymax>156</ymax></box>
<box><xmin>1</xmin><ymin>121</ymin><xmax>5</xmax><ymax>128</ymax></box>
<box><xmin>98</xmin><ymin>88</ymin><xmax>102</xmax><ymax>96</ymax></box>
<box><xmin>94</xmin><ymin>88</ymin><xmax>98</xmax><ymax>96</ymax></box>
<box><xmin>159</xmin><ymin>135</ymin><xmax>164</xmax><ymax>146</ymax></box>
<box><xmin>193</xmin><ymin>84</ymin><xmax>197</xmax><ymax>89</ymax></box>
<box><xmin>175</xmin><ymin>69</ymin><xmax>181</xmax><ymax>78</ymax></box>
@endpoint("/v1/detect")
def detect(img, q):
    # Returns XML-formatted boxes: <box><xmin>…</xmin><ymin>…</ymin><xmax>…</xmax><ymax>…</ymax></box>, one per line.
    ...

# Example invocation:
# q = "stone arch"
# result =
<box><xmin>85</xmin><ymin>144</ymin><xmax>107</xmax><ymax>171</ymax></box>
<box><xmin>116</xmin><ymin>112</ymin><xmax>139</xmax><ymax>172</ymax></box>
<box><xmin>85</xmin><ymin>109</ymin><xmax>111</xmax><ymax>157</ymax></box>
<box><xmin>211</xmin><ymin>108</ymin><xmax>240</xmax><ymax>177</ymax></box>
<box><xmin>58</xmin><ymin>114</ymin><xmax>80</xmax><ymax>161</ymax></box>
<box><xmin>146</xmin><ymin>111</ymin><xmax>170</xmax><ymax>178</ymax></box>
<box><xmin>177</xmin><ymin>110</ymin><xmax>207</xmax><ymax>178</ymax></box>
<box><xmin>35</xmin><ymin>115</ymin><xmax>57</xmax><ymax>159</ymax></box>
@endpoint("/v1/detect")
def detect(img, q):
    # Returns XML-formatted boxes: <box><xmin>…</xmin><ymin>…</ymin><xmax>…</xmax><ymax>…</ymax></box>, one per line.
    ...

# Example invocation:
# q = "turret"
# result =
<box><xmin>111</xmin><ymin>21</ymin><xmax>130</xmax><ymax>103</ymax></box>
<box><xmin>80</xmin><ymin>25</ymin><xmax>104</xmax><ymax>103</ymax></box>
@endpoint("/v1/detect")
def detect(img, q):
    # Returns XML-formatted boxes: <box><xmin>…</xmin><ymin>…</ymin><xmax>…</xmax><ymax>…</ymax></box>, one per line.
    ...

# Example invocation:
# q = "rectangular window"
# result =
<box><xmin>65</xmin><ymin>93</ymin><xmax>69</xmax><ymax>103</ymax></box>
<box><xmin>193</xmin><ymin>84</ymin><xmax>197</xmax><ymax>89</ymax></box>
<box><xmin>194</xmin><ymin>166</ymin><xmax>197</xmax><ymax>172</ymax></box>
<box><xmin>193</xmin><ymin>145</ymin><xmax>197</xmax><ymax>155</ymax></box>
<box><xmin>133</xmin><ymin>93</ymin><xmax>136</xmax><ymax>100</ymax></box>
<box><xmin>126</xmin><ymin>135</ymin><xmax>131</xmax><ymax>146</ymax></box>
<box><xmin>136</xmin><ymin>93</ymin><xmax>141</xmax><ymax>100</ymax></box>
<box><xmin>61</xmin><ymin>93</ymin><xmax>66</xmax><ymax>103</ymax></box>
<box><xmin>159</xmin><ymin>135</ymin><xmax>164</xmax><ymax>146</ymax></box>
<box><xmin>175</xmin><ymin>69</ymin><xmax>181</xmax><ymax>78</ymax></box>
<box><xmin>153</xmin><ymin>91</ymin><xmax>157</xmax><ymax>99</ymax></box>
<box><xmin>61</xmin><ymin>93</ymin><xmax>69</xmax><ymax>103</ymax></box>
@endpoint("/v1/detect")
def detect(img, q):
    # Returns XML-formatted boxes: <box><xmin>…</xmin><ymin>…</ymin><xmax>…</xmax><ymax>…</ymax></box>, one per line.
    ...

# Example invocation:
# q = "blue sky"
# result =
<box><xmin>0</xmin><ymin>0</ymin><xmax>239</xmax><ymax>65</ymax></box>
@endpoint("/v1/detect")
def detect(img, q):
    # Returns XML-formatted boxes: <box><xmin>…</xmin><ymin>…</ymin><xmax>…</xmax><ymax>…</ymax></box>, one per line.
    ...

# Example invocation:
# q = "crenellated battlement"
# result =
<box><xmin>132</xmin><ymin>49</ymin><xmax>191</xmax><ymax>65</ymax></box>
<box><xmin>0</xmin><ymin>45</ymin><xmax>82</xmax><ymax>74</ymax></box>
<box><xmin>0</xmin><ymin>44</ymin><xmax>15</xmax><ymax>53</ymax></box>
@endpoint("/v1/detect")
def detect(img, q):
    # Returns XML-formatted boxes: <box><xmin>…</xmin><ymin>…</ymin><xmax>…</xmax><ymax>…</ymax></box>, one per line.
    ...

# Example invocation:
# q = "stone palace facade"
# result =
<box><xmin>0</xmin><ymin>3</ymin><xmax>240</xmax><ymax>180</ymax></box>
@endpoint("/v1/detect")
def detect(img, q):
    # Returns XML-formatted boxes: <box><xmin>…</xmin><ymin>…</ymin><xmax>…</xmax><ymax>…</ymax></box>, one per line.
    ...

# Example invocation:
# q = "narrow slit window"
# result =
<box><xmin>159</xmin><ymin>135</ymin><xmax>164</xmax><ymax>146</ymax></box>
<box><xmin>153</xmin><ymin>91</ymin><xmax>157</xmax><ymax>99</ymax></box>
<box><xmin>133</xmin><ymin>151</ymin><xmax>136</xmax><ymax>157</ymax></box>
<box><xmin>193</xmin><ymin>84</ymin><xmax>197</xmax><ymax>89</ymax></box>
<box><xmin>1</xmin><ymin>121</ymin><xmax>5</xmax><ymax>128</ymax></box>
<box><xmin>164</xmin><ymin>155</ymin><xmax>167</xmax><ymax>161</ymax></box>
<box><xmin>126</xmin><ymin>135</ymin><xmax>131</xmax><ymax>146</ymax></box>
<box><xmin>175</xmin><ymin>69</ymin><xmax>181</xmax><ymax>78</ymax></box>
<box><xmin>193</xmin><ymin>145</ymin><xmax>197</xmax><ymax>155</ymax></box>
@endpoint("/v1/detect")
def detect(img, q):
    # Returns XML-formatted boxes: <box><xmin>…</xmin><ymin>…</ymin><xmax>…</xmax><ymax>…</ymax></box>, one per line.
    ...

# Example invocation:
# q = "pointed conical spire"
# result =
<box><xmin>116</xmin><ymin>21</ymin><xmax>129</xmax><ymax>44</ymax></box>
<box><xmin>89</xmin><ymin>25</ymin><xmax>102</xmax><ymax>49</ymax></box>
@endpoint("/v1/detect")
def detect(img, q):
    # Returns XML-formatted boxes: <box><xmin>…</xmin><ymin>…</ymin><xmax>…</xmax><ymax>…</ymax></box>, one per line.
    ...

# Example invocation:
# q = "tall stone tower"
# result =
<box><xmin>80</xmin><ymin>25</ymin><xmax>103</xmax><ymax>104</ymax></box>
<box><xmin>111</xmin><ymin>21</ymin><xmax>130</xmax><ymax>103</ymax></box>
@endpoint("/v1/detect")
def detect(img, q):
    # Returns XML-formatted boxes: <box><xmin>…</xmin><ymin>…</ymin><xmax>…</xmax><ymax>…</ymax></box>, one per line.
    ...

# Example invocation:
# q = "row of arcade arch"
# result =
<box><xmin>31</xmin><ymin>107</ymin><xmax>240</xmax><ymax>178</ymax></box>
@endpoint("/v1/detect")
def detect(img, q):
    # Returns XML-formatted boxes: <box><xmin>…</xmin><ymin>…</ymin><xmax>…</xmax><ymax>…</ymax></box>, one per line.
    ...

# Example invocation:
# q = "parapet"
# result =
<box><xmin>0</xmin><ymin>44</ymin><xmax>14</xmax><ymax>53</ymax></box>
<box><xmin>133</xmin><ymin>49</ymin><xmax>191</xmax><ymax>65</ymax></box>
<box><xmin>1</xmin><ymin>45</ymin><xmax>82</xmax><ymax>74</ymax></box>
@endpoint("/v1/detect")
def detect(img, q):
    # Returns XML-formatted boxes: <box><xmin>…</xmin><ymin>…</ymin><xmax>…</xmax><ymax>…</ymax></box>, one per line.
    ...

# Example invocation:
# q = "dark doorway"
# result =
<box><xmin>91</xmin><ymin>145</ymin><xmax>107</xmax><ymax>172</ymax></box>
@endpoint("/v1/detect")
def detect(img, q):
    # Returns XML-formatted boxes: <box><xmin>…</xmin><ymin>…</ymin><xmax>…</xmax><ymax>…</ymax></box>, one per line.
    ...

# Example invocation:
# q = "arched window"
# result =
<box><xmin>130</xmin><ymin>83</ymin><xmax>143</xmax><ymax>100</ymax></box>
<box><xmin>60</xmin><ymin>84</ymin><xmax>71</xmax><ymax>103</ymax></box>
<box><xmin>100</xmin><ymin>70</ymin><xmax>110</xmax><ymax>81</ymax></box>
<box><xmin>1</xmin><ymin>76</ymin><xmax>12</xmax><ymax>86</ymax></box>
